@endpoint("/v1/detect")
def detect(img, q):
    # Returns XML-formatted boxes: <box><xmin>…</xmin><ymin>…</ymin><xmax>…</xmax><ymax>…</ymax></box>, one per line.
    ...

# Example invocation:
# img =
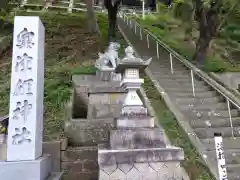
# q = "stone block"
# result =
<box><xmin>61</xmin><ymin>146</ymin><xmax>97</xmax><ymax>162</ymax></box>
<box><xmin>88</xmin><ymin>104</ymin><xmax>122</xmax><ymax>119</ymax></box>
<box><xmin>88</xmin><ymin>93</ymin><xmax>125</xmax><ymax>105</ymax></box>
<box><xmin>121</xmin><ymin>106</ymin><xmax>148</xmax><ymax>116</ymax></box>
<box><xmin>0</xmin><ymin>154</ymin><xmax>51</xmax><ymax>180</ymax></box>
<box><xmin>0</xmin><ymin>143</ymin><xmax>7</xmax><ymax>160</ymax></box>
<box><xmin>96</xmin><ymin>70</ymin><xmax>113</xmax><ymax>81</ymax></box>
<box><xmin>98</xmin><ymin>145</ymin><xmax>184</xmax><ymax>166</ymax></box>
<box><xmin>116</xmin><ymin>116</ymin><xmax>154</xmax><ymax>128</ymax></box>
<box><xmin>62</xmin><ymin>160</ymin><xmax>98</xmax><ymax>173</ymax></box>
<box><xmin>110</xmin><ymin>128</ymin><xmax>166</xmax><ymax>149</ymax></box>
<box><xmin>99</xmin><ymin>161</ymin><xmax>182</xmax><ymax>180</ymax></box>
<box><xmin>88</xmin><ymin>85</ymin><xmax>126</xmax><ymax>93</ymax></box>
<box><xmin>62</xmin><ymin>171</ymin><xmax>98</xmax><ymax>180</ymax></box>
<box><xmin>64</xmin><ymin>118</ymin><xmax>114</xmax><ymax>146</ymax></box>
<box><xmin>46</xmin><ymin>172</ymin><xmax>63</xmax><ymax>180</ymax></box>
<box><xmin>43</xmin><ymin>141</ymin><xmax>61</xmax><ymax>172</ymax></box>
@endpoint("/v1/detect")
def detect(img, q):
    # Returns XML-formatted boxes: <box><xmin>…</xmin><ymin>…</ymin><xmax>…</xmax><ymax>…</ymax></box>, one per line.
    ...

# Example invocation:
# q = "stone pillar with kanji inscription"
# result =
<box><xmin>0</xmin><ymin>16</ymin><xmax>62</xmax><ymax>180</ymax></box>
<box><xmin>98</xmin><ymin>46</ymin><xmax>185</xmax><ymax>180</ymax></box>
<box><xmin>7</xmin><ymin>16</ymin><xmax>45</xmax><ymax>161</ymax></box>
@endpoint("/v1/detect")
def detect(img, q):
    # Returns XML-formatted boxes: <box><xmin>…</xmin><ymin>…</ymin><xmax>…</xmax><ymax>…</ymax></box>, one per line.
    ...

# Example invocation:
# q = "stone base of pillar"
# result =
<box><xmin>0</xmin><ymin>154</ymin><xmax>59</xmax><ymax>180</ymax></box>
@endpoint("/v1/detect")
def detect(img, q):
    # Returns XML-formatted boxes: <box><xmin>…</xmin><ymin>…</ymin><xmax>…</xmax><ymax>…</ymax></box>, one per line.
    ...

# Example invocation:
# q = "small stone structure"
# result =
<box><xmin>63</xmin><ymin>42</ymin><xmax>127</xmax><ymax>179</ymax></box>
<box><xmin>98</xmin><ymin>46</ymin><xmax>184</xmax><ymax>180</ymax></box>
<box><xmin>0</xmin><ymin>16</ymin><xmax>62</xmax><ymax>180</ymax></box>
<box><xmin>65</xmin><ymin>42</ymin><xmax>127</xmax><ymax>146</ymax></box>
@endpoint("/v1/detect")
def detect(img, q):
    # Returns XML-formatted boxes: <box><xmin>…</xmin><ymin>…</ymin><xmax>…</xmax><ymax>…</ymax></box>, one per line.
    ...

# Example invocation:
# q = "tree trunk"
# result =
<box><xmin>85</xmin><ymin>0</ymin><xmax>100</xmax><ymax>34</ymax></box>
<box><xmin>192</xmin><ymin>0</ymin><xmax>222</xmax><ymax>65</ymax></box>
<box><xmin>105</xmin><ymin>0</ymin><xmax>121</xmax><ymax>43</ymax></box>
<box><xmin>107</xmin><ymin>6</ymin><xmax>118</xmax><ymax>42</ymax></box>
<box><xmin>192</xmin><ymin>36</ymin><xmax>211</xmax><ymax>65</ymax></box>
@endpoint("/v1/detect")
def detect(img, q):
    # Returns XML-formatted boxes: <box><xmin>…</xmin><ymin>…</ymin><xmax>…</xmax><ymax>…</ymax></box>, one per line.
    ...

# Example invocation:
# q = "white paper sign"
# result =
<box><xmin>214</xmin><ymin>135</ymin><xmax>228</xmax><ymax>180</ymax></box>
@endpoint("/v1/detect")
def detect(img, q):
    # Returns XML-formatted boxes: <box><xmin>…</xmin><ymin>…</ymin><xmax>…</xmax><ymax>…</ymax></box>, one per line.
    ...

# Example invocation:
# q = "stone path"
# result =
<box><xmin>118</xmin><ymin>14</ymin><xmax>240</xmax><ymax>180</ymax></box>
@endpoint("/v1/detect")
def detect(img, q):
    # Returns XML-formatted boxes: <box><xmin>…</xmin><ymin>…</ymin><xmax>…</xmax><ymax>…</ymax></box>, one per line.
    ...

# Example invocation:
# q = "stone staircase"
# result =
<box><xmin>118</xmin><ymin>15</ymin><xmax>240</xmax><ymax>180</ymax></box>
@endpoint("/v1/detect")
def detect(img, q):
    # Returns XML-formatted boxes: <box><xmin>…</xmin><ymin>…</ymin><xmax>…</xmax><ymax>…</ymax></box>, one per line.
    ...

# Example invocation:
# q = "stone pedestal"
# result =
<box><xmin>98</xmin><ymin>144</ymin><xmax>184</xmax><ymax>180</ymax></box>
<box><xmin>0</xmin><ymin>155</ymin><xmax>51</xmax><ymax>180</ymax></box>
<box><xmin>98</xmin><ymin>46</ymin><xmax>184</xmax><ymax>180</ymax></box>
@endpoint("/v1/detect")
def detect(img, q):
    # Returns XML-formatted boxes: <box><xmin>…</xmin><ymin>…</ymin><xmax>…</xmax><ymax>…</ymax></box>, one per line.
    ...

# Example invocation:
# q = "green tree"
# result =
<box><xmin>171</xmin><ymin>0</ymin><xmax>239</xmax><ymax>65</ymax></box>
<box><xmin>190</xmin><ymin>0</ymin><xmax>238</xmax><ymax>64</ymax></box>
<box><xmin>85</xmin><ymin>0</ymin><xmax>100</xmax><ymax>34</ymax></box>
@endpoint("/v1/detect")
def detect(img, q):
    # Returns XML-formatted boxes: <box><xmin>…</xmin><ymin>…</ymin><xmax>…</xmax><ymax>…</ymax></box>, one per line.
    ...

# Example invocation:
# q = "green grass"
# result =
<box><xmin>133</xmin><ymin>6</ymin><xmax>240</xmax><ymax>73</ymax></box>
<box><xmin>142</xmin><ymin>76</ymin><xmax>215</xmax><ymax>180</ymax></box>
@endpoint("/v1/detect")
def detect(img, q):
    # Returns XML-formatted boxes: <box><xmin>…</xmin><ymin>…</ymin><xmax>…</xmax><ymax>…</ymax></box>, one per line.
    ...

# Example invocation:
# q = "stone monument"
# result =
<box><xmin>0</xmin><ymin>16</ymin><xmax>61</xmax><ymax>180</ymax></box>
<box><xmin>98</xmin><ymin>46</ymin><xmax>184</xmax><ymax>180</ymax></box>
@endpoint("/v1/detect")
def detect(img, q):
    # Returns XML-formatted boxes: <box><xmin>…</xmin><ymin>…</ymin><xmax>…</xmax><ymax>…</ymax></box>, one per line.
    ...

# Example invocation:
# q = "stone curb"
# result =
<box><xmin>210</xmin><ymin>72</ymin><xmax>240</xmax><ymax>99</ymax></box>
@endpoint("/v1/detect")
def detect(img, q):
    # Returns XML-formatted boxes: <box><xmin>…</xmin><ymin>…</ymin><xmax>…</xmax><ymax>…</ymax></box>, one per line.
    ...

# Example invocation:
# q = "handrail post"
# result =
<box><xmin>127</xmin><ymin>16</ymin><xmax>128</xmax><ymax>26</ymax></box>
<box><xmin>130</xmin><ymin>20</ymin><xmax>132</xmax><ymax>28</ymax></box>
<box><xmin>170</xmin><ymin>53</ymin><xmax>173</xmax><ymax>74</ymax></box>
<box><xmin>227</xmin><ymin>99</ymin><xmax>234</xmax><ymax>139</ymax></box>
<box><xmin>190</xmin><ymin>70</ymin><xmax>195</xmax><ymax>97</ymax></box>
<box><xmin>140</xmin><ymin>28</ymin><xmax>142</xmax><ymax>40</ymax></box>
<box><xmin>147</xmin><ymin>33</ymin><xmax>149</xmax><ymax>48</ymax></box>
<box><xmin>156</xmin><ymin>41</ymin><xmax>159</xmax><ymax>59</ymax></box>
<box><xmin>134</xmin><ymin>23</ymin><xmax>136</xmax><ymax>34</ymax></box>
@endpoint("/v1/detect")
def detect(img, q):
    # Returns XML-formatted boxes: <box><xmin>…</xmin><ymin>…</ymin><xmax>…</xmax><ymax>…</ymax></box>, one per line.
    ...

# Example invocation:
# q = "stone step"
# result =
<box><xmin>175</xmin><ymin>96</ymin><xmax>224</xmax><ymax>105</ymax></box>
<box><xmin>206</xmin><ymin>149</ymin><xmax>240</xmax><ymax>165</ymax></box>
<box><xmin>62</xmin><ymin>171</ymin><xmax>98</xmax><ymax>180</ymax></box>
<box><xmin>171</xmin><ymin>91</ymin><xmax>218</xmax><ymax>98</ymax></box>
<box><xmin>163</xmin><ymin>86</ymin><xmax>212</xmax><ymax>93</ymax></box>
<box><xmin>195</xmin><ymin>127</ymin><xmax>240</xmax><ymax>139</ymax></box>
<box><xmin>155</xmin><ymin>65</ymin><xmax>188</xmax><ymax>72</ymax></box>
<box><xmin>152</xmin><ymin>73</ymin><xmax>190</xmax><ymax>79</ymax></box>
<box><xmin>61</xmin><ymin>159</ymin><xmax>98</xmax><ymax>173</ymax></box>
<box><xmin>228</xmin><ymin>164</ymin><xmax>240</xmax><ymax>175</ymax></box>
<box><xmin>228</xmin><ymin>173</ymin><xmax>240</xmax><ymax>180</ymax></box>
<box><xmin>157</xmin><ymin>78</ymin><xmax>206</xmax><ymax>87</ymax></box>
<box><xmin>157</xmin><ymin>81</ymin><xmax>207</xmax><ymax>90</ymax></box>
<box><xmin>201</xmin><ymin>137</ymin><xmax>240</xmax><ymax>150</ymax></box>
<box><xmin>186</xmin><ymin>109</ymin><xmax>239</xmax><ymax>120</ymax></box>
<box><xmin>190</xmin><ymin>117</ymin><xmax>240</xmax><ymax>128</ymax></box>
<box><xmin>61</xmin><ymin>146</ymin><xmax>97</xmax><ymax>162</ymax></box>
<box><xmin>150</xmin><ymin>68</ymin><xmax>190</xmax><ymax>76</ymax></box>
<box><xmin>180</xmin><ymin>102</ymin><xmax>228</xmax><ymax>111</ymax></box>
<box><xmin>151</xmin><ymin>59</ymin><xmax>185</xmax><ymax>67</ymax></box>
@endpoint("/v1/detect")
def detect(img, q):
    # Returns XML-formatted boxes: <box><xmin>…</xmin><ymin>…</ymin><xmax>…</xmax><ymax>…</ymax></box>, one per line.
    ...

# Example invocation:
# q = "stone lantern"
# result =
<box><xmin>97</xmin><ymin>46</ymin><xmax>184</xmax><ymax>180</ymax></box>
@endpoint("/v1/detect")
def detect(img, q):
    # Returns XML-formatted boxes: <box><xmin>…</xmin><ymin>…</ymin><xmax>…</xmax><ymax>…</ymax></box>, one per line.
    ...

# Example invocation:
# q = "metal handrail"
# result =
<box><xmin>121</xmin><ymin>12</ymin><xmax>240</xmax><ymax>111</ymax></box>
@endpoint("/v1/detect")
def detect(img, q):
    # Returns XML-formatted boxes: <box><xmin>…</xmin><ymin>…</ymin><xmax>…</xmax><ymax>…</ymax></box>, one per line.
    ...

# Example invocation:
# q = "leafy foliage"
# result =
<box><xmin>0</xmin><ymin>0</ymin><xmax>20</xmax><ymax>16</ymax></box>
